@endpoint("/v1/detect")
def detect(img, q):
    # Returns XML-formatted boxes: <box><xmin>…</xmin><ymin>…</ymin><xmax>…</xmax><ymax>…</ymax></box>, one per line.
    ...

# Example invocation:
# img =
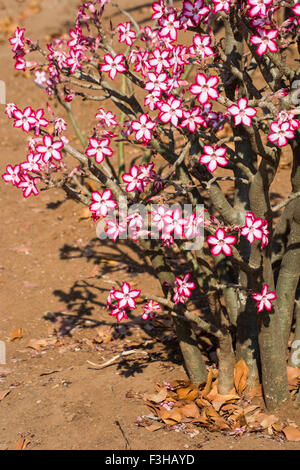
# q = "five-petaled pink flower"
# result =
<box><xmin>175</xmin><ymin>273</ymin><xmax>196</xmax><ymax>298</ymax></box>
<box><xmin>240</xmin><ymin>212</ymin><xmax>264</xmax><ymax>244</ymax></box>
<box><xmin>13</xmin><ymin>106</ymin><xmax>36</xmax><ymax>133</ymax></box>
<box><xmin>131</xmin><ymin>114</ymin><xmax>156</xmax><ymax>142</ymax></box>
<box><xmin>227</xmin><ymin>98</ymin><xmax>257</xmax><ymax>127</ymax></box>
<box><xmin>189</xmin><ymin>74</ymin><xmax>219</xmax><ymax>105</ymax></box>
<box><xmin>250</xmin><ymin>29</ymin><xmax>278</xmax><ymax>56</ymax></box>
<box><xmin>252</xmin><ymin>284</ymin><xmax>277</xmax><ymax>312</ymax></box>
<box><xmin>36</xmin><ymin>135</ymin><xmax>64</xmax><ymax>162</ymax></box>
<box><xmin>141</xmin><ymin>300</ymin><xmax>160</xmax><ymax>320</ymax></box>
<box><xmin>207</xmin><ymin>228</ymin><xmax>237</xmax><ymax>256</ymax></box>
<box><xmin>122</xmin><ymin>165</ymin><xmax>144</xmax><ymax>192</ymax></box>
<box><xmin>267</xmin><ymin>121</ymin><xmax>295</xmax><ymax>147</ymax></box>
<box><xmin>113</xmin><ymin>282</ymin><xmax>141</xmax><ymax>310</ymax></box>
<box><xmin>89</xmin><ymin>190</ymin><xmax>117</xmax><ymax>217</ymax></box>
<box><xmin>199</xmin><ymin>145</ymin><xmax>228</xmax><ymax>172</ymax></box>
<box><xmin>100</xmin><ymin>54</ymin><xmax>126</xmax><ymax>80</ymax></box>
<box><xmin>2</xmin><ymin>164</ymin><xmax>21</xmax><ymax>186</ymax></box>
<box><xmin>86</xmin><ymin>137</ymin><xmax>113</xmax><ymax>163</ymax></box>
<box><xmin>117</xmin><ymin>22</ymin><xmax>136</xmax><ymax>46</ymax></box>
<box><xmin>17</xmin><ymin>174</ymin><xmax>40</xmax><ymax>198</ymax></box>
<box><xmin>157</xmin><ymin>96</ymin><xmax>183</xmax><ymax>127</ymax></box>
<box><xmin>9</xmin><ymin>27</ymin><xmax>25</xmax><ymax>52</ymax></box>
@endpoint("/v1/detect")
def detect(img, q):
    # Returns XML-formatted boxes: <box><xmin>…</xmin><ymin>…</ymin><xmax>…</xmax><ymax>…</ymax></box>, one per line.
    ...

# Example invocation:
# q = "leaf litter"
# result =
<box><xmin>134</xmin><ymin>361</ymin><xmax>300</xmax><ymax>442</ymax></box>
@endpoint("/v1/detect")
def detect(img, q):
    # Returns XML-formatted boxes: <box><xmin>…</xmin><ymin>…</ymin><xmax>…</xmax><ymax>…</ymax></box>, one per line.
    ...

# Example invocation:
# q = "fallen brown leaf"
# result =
<box><xmin>176</xmin><ymin>385</ymin><xmax>199</xmax><ymax>401</ymax></box>
<box><xmin>14</xmin><ymin>437</ymin><xmax>30</xmax><ymax>450</ymax></box>
<box><xmin>178</xmin><ymin>403</ymin><xmax>201</xmax><ymax>419</ymax></box>
<box><xmin>0</xmin><ymin>390</ymin><xmax>10</xmax><ymax>401</ymax></box>
<box><xmin>234</xmin><ymin>359</ymin><xmax>248</xmax><ymax>395</ymax></box>
<box><xmin>287</xmin><ymin>366</ymin><xmax>300</xmax><ymax>389</ymax></box>
<box><xmin>9</xmin><ymin>328</ymin><xmax>24</xmax><ymax>342</ymax></box>
<box><xmin>158</xmin><ymin>407</ymin><xmax>183</xmax><ymax>425</ymax></box>
<box><xmin>144</xmin><ymin>388</ymin><xmax>168</xmax><ymax>404</ymax></box>
<box><xmin>145</xmin><ymin>422</ymin><xmax>164</xmax><ymax>432</ymax></box>
<box><xmin>27</xmin><ymin>337</ymin><xmax>57</xmax><ymax>351</ymax></box>
<box><xmin>282</xmin><ymin>425</ymin><xmax>300</xmax><ymax>441</ymax></box>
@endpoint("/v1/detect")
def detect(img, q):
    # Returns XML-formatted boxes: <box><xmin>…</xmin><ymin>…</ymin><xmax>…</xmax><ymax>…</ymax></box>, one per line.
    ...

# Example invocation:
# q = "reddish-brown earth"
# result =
<box><xmin>0</xmin><ymin>0</ymin><xmax>299</xmax><ymax>451</ymax></box>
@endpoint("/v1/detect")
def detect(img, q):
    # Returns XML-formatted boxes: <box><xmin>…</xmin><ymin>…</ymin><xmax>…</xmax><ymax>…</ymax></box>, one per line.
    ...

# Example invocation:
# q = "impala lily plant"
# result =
<box><xmin>2</xmin><ymin>0</ymin><xmax>300</xmax><ymax>411</ymax></box>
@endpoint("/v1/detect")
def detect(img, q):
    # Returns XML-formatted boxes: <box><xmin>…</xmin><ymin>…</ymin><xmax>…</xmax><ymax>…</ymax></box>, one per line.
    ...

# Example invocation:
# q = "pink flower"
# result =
<box><xmin>151</xmin><ymin>1</ymin><xmax>166</xmax><ymax>20</ymax></box>
<box><xmin>21</xmin><ymin>153</ymin><xmax>42</xmax><ymax>173</ymax></box>
<box><xmin>36</xmin><ymin>135</ymin><xmax>64</xmax><ymax>162</ymax></box>
<box><xmin>17</xmin><ymin>174</ymin><xmax>40</xmax><ymax>198</ymax></box>
<box><xmin>240</xmin><ymin>212</ymin><xmax>264</xmax><ymax>244</ymax></box>
<box><xmin>100</xmin><ymin>54</ymin><xmax>126</xmax><ymax>80</ymax></box>
<box><xmin>89</xmin><ymin>190</ymin><xmax>117</xmax><ymax>217</ymax></box>
<box><xmin>149</xmin><ymin>48</ymin><xmax>170</xmax><ymax>74</ymax></box>
<box><xmin>131</xmin><ymin>114</ymin><xmax>156</xmax><ymax>142</ymax></box>
<box><xmin>117</xmin><ymin>22</ymin><xmax>136</xmax><ymax>46</ymax></box>
<box><xmin>159</xmin><ymin>13</ymin><xmax>180</xmax><ymax>42</ymax></box>
<box><xmin>110</xmin><ymin>307</ymin><xmax>128</xmax><ymax>323</ymax></box>
<box><xmin>32</xmin><ymin>109</ymin><xmax>49</xmax><ymax>136</ymax></box>
<box><xmin>67</xmin><ymin>29</ymin><xmax>81</xmax><ymax>47</ymax></box>
<box><xmin>182</xmin><ymin>0</ymin><xmax>210</xmax><ymax>25</ymax></box>
<box><xmin>184</xmin><ymin>212</ymin><xmax>204</xmax><ymax>239</ymax></box>
<box><xmin>261</xmin><ymin>221</ymin><xmax>269</xmax><ymax>250</ymax></box>
<box><xmin>189</xmin><ymin>35</ymin><xmax>214</xmax><ymax>59</ymax></box>
<box><xmin>85</xmin><ymin>137</ymin><xmax>113</xmax><ymax>163</ymax></box>
<box><xmin>141</xmin><ymin>300</ymin><xmax>161</xmax><ymax>320</ymax></box>
<box><xmin>212</xmin><ymin>0</ymin><xmax>230</xmax><ymax>13</ymax></box>
<box><xmin>113</xmin><ymin>282</ymin><xmax>141</xmax><ymax>310</ymax></box>
<box><xmin>164</xmin><ymin>208</ymin><xmax>187</xmax><ymax>237</ymax></box>
<box><xmin>227</xmin><ymin>98</ymin><xmax>257</xmax><ymax>127</ymax></box>
<box><xmin>145</xmin><ymin>72</ymin><xmax>168</xmax><ymax>94</ymax></box>
<box><xmin>247</xmin><ymin>0</ymin><xmax>273</xmax><ymax>17</ymax></box>
<box><xmin>267</xmin><ymin>121</ymin><xmax>295</xmax><ymax>147</ymax></box>
<box><xmin>180</xmin><ymin>106</ymin><xmax>206</xmax><ymax>132</ymax></box>
<box><xmin>9</xmin><ymin>27</ymin><xmax>25</xmax><ymax>52</ymax></box>
<box><xmin>189</xmin><ymin>74</ymin><xmax>219</xmax><ymax>105</ymax></box>
<box><xmin>122</xmin><ymin>165</ymin><xmax>144</xmax><ymax>193</ymax></box>
<box><xmin>252</xmin><ymin>284</ymin><xmax>277</xmax><ymax>312</ymax></box>
<box><xmin>66</xmin><ymin>49</ymin><xmax>82</xmax><ymax>74</ymax></box>
<box><xmin>250</xmin><ymin>29</ymin><xmax>278</xmax><ymax>56</ymax></box>
<box><xmin>207</xmin><ymin>228</ymin><xmax>236</xmax><ymax>256</ymax></box>
<box><xmin>199</xmin><ymin>145</ymin><xmax>228</xmax><ymax>172</ymax></box>
<box><xmin>105</xmin><ymin>218</ymin><xmax>127</xmax><ymax>242</ymax></box>
<box><xmin>293</xmin><ymin>4</ymin><xmax>300</xmax><ymax>15</ymax></box>
<box><xmin>172</xmin><ymin>288</ymin><xmax>189</xmax><ymax>304</ymax></box>
<box><xmin>175</xmin><ymin>273</ymin><xmax>196</xmax><ymax>297</ymax></box>
<box><xmin>151</xmin><ymin>205</ymin><xmax>173</xmax><ymax>231</ymax></box>
<box><xmin>5</xmin><ymin>103</ymin><xmax>18</xmax><ymax>118</ymax></box>
<box><xmin>157</xmin><ymin>96</ymin><xmax>183</xmax><ymax>127</ymax></box>
<box><xmin>95</xmin><ymin>108</ymin><xmax>117</xmax><ymax>127</ymax></box>
<box><xmin>2</xmin><ymin>164</ymin><xmax>21</xmax><ymax>186</ymax></box>
<box><xmin>13</xmin><ymin>106</ymin><xmax>37</xmax><ymax>133</ymax></box>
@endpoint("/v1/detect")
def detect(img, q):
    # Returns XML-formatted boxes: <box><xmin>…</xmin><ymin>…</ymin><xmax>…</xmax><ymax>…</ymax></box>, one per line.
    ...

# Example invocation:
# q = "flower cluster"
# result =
<box><xmin>106</xmin><ymin>282</ymin><xmax>141</xmax><ymax>322</ymax></box>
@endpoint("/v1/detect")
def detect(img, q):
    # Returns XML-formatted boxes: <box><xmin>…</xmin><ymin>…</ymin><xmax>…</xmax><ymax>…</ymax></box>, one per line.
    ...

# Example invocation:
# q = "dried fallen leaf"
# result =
<box><xmin>176</xmin><ymin>385</ymin><xmax>199</xmax><ymax>401</ymax></box>
<box><xmin>287</xmin><ymin>366</ymin><xmax>300</xmax><ymax>389</ymax></box>
<box><xmin>144</xmin><ymin>388</ymin><xmax>168</xmax><ymax>404</ymax></box>
<box><xmin>27</xmin><ymin>338</ymin><xmax>57</xmax><ymax>351</ymax></box>
<box><xmin>201</xmin><ymin>368</ymin><xmax>214</xmax><ymax>398</ymax></box>
<box><xmin>282</xmin><ymin>425</ymin><xmax>300</xmax><ymax>441</ymax></box>
<box><xmin>234</xmin><ymin>359</ymin><xmax>248</xmax><ymax>395</ymax></box>
<box><xmin>178</xmin><ymin>403</ymin><xmax>201</xmax><ymax>419</ymax></box>
<box><xmin>9</xmin><ymin>328</ymin><xmax>24</xmax><ymax>342</ymax></box>
<box><xmin>94</xmin><ymin>325</ymin><xmax>113</xmax><ymax>344</ymax></box>
<box><xmin>145</xmin><ymin>422</ymin><xmax>164</xmax><ymax>432</ymax></box>
<box><xmin>158</xmin><ymin>407</ymin><xmax>183</xmax><ymax>425</ymax></box>
<box><xmin>254</xmin><ymin>412</ymin><xmax>278</xmax><ymax>429</ymax></box>
<box><xmin>14</xmin><ymin>437</ymin><xmax>30</xmax><ymax>450</ymax></box>
<box><xmin>0</xmin><ymin>390</ymin><xmax>10</xmax><ymax>401</ymax></box>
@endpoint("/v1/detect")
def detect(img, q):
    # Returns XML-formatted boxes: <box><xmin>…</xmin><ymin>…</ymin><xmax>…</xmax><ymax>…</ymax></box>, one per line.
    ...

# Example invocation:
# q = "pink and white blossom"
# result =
<box><xmin>227</xmin><ymin>98</ymin><xmax>257</xmax><ymax>127</ymax></box>
<box><xmin>85</xmin><ymin>137</ymin><xmax>113</xmax><ymax>163</ymax></box>
<box><xmin>100</xmin><ymin>53</ymin><xmax>126</xmax><ymax>80</ymax></box>
<box><xmin>199</xmin><ymin>145</ymin><xmax>228</xmax><ymax>172</ymax></box>
<box><xmin>252</xmin><ymin>284</ymin><xmax>277</xmax><ymax>312</ymax></box>
<box><xmin>189</xmin><ymin>74</ymin><xmax>219</xmax><ymax>105</ymax></box>
<box><xmin>207</xmin><ymin>228</ymin><xmax>237</xmax><ymax>256</ymax></box>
